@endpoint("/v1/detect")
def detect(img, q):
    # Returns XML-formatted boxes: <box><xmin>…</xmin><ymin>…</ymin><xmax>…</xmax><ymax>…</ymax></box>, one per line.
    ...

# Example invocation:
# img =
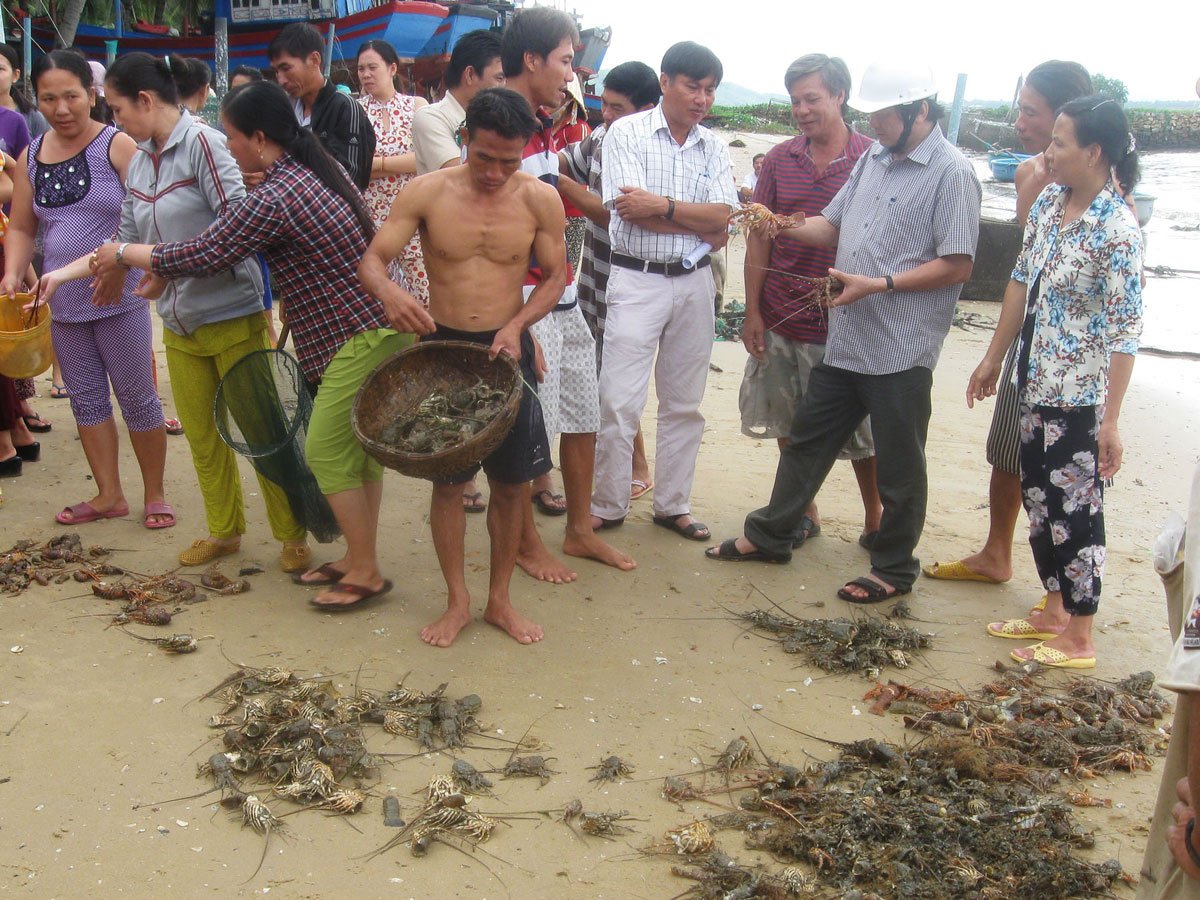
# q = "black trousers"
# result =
<box><xmin>744</xmin><ymin>362</ymin><xmax>932</xmax><ymax>589</ymax></box>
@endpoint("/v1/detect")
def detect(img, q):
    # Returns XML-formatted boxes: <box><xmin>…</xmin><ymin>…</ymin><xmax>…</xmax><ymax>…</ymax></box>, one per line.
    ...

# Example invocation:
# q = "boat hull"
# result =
<box><xmin>33</xmin><ymin>1</ymin><xmax>448</xmax><ymax>70</ymax></box>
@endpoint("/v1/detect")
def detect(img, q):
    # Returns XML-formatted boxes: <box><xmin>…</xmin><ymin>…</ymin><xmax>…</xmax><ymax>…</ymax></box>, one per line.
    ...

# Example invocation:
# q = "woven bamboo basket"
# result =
<box><xmin>0</xmin><ymin>293</ymin><xmax>53</xmax><ymax>379</ymax></box>
<box><xmin>352</xmin><ymin>340</ymin><xmax>522</xmax><ymax>480</ymax></box>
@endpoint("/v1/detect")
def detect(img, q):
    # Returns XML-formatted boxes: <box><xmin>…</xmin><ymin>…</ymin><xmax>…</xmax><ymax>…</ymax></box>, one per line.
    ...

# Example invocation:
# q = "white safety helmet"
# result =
<box><xmin>850</xmin><ymin>62</ymin><xmax>938</xmax><ymax>114</ymax></box>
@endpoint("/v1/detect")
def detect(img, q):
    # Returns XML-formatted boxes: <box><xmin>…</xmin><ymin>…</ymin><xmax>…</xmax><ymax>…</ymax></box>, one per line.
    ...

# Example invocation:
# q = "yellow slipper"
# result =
<box><xmin>922</xmin><ymin>559</ymin><xmax>1003</xmax><ymax>583</ymax></box>
<box><xmin>279</xmin><ymin>543</ymin><xmax>312</xmax><ymax>574</ymax></box>
<box><xmin>1011</xmin><ymin>641</ymin><xmax>1096</xmax><ymax>669</ymax></box>
<box><xmin>179</xmin><ymin>538</ymin><xmax>240</xmax><ymax>567</ymax></box>
<box><xmin>987</xmin><ymin>617</ymin><xmax>1059</xmax><ymax>640</ymax></box>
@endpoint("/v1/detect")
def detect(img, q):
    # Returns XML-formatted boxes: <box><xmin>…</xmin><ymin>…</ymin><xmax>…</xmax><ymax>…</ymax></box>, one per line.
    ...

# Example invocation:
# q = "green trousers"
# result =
<box><xmin>165</xmin><ymin>315</ymin><xmax>305</xmax><ymax>542</ymax></box>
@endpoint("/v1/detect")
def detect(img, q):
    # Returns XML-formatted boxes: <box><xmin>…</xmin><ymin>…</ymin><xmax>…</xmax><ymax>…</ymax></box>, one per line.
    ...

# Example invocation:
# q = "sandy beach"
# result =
<box><xmin>2</xmin><ymin>136</ymin><xmax>1198</xmax><ymax>899</ymax></box>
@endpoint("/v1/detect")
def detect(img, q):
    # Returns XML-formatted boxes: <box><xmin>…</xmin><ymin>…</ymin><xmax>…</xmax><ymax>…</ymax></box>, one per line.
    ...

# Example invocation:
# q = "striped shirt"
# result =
<box><xmin>601</xmin><ymin>105</ymin><xmax>737</xmax><ymax>263</ymax></box>
<box><xmin>822</xmin><ymin>128</ymin><xmax>981</xmax><ymax>375</ymax></box>
<box><xmin>563</xmin><ymin>124</ymin><xmax>609</xmax><ymax>337</ymax></box>
<box><xmin>753</xmin><ymin>129</ymin><xmax>872</xmax><ymax>343</ymax></box>
<box><xmin>521</xmin><ymin>112</ymin><xmax>575</xmax><ymax>308</ymax></box>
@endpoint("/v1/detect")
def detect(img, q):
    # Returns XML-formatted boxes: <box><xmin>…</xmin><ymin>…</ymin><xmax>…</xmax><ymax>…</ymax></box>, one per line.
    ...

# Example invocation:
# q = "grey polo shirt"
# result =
<box><xmin>822</xmin><ymin>127</ymin><xmax>981</xmax><ymax>375</ymax></box>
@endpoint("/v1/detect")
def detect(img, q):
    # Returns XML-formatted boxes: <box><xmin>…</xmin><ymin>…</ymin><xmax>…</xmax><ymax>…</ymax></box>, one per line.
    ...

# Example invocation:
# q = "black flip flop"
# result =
<box><xmin>532</xmin><ymin>489</ymin><xmax>567</xmax><ymax>516</ymax></box>
<box><xmin>836</xmin><ymin>576</ymin><xmax>911</xmax><ymax>604</ymax></box>
<box><xmin>858</xmin><ymin>531</ymin><xmax>879</xmax><ymax>550</ymax></box>
<box><xmin>792</xmin><ymin>515</ymin><xmax>821</xmax><ymax>548</ymax></box>
<box><xmin>22</xmin><ymin>413</ymin><xmax>51</xmax><ymax>433</ymax></box>
<box><xmin>292</xmin><ymin>563</ymin><xmax>345</xmax><ymax>586</ymax></box>
<box><xmin>462</xmin><ymin>492</ymin><xmax>487</xmax><ymax>514</ymax></box>
<box><xmin>595</xmin><ymin>515</ymin><xmax>625</xmax><ymax>530</ymax></box>
<box><xmin>704</xmin><ymin>538</ymin><xmax>788</xmax><ymax>563</ymax></box>
<box><xmin>310</xmin><ymin>579</ymin><xmax>392</xmax><ymax>611</ymax></box>
<box><xmin>654</xmin><ymin>514</ymin><xmax>711</xmax><ymax>541</ymax></box>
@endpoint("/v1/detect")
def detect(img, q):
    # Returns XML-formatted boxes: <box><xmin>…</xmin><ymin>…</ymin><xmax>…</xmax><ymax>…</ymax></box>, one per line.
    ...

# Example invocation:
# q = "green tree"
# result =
<box><xmin>1092</xmin><ymin>74</ymin><xmax>1130</xmax><ymax>106</ymax></box>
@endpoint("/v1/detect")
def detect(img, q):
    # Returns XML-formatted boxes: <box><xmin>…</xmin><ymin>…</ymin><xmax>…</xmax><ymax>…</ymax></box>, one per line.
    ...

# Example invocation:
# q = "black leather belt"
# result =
<box><xmin>610</xmin><ymin>252</ymin><xmax>710</xmax><ymax>277</ymax></box>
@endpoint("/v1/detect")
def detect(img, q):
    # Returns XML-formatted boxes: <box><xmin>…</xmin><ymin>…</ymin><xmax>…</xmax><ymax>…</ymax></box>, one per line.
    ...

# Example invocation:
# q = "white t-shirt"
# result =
<box><xmin>741</xmin><ymin>171</ymin><xmax>758</xmax><ymax>193</ymax></box>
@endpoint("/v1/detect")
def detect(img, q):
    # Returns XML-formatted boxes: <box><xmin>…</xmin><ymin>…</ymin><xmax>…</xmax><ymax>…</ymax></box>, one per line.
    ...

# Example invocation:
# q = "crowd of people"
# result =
<box><xmin>0</xmin><ymin>8</ymin><xmax>1196</xmax><ymax>883</ymax></box>
<box><xmin>0</xmin><ymin>14</ymin><xmax>1149</xmax><ymax>658</ymax></box>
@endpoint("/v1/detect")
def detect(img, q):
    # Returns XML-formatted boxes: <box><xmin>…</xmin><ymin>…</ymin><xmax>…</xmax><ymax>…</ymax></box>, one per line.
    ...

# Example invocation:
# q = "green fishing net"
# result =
<box><xmin>213</xmin><ymin>348</ymin><xmax>340</xmax><ymax>543</ymax></box>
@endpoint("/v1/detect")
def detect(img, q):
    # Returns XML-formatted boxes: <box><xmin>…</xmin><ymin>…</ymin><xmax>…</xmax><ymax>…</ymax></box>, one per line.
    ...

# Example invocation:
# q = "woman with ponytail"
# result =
<box><xmin>41</xmin><ymin>52</ymin><xmax>310</xmax><ymax>571</ymax></box>
<box><xmin>968</xmin><ymin>95</ymin><xmax>1144</xmax><ymax>668</ymax></box>
<box><xmin>91</xmin><ymin>80</ymin><xmax>428</xmax><ymax>609</ymax></box>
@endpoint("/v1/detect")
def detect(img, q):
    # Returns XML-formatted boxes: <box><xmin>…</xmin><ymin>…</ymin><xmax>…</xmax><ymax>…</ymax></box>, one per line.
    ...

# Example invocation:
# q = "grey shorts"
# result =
<box><xmin>738</xmin><ymin>330</ymin><xmax>873</xmax><ymax>458</ymax></box>
<box><xmin>985</xmin><ymin>341</ymin><xmax>1021</xmax><ymax>476</ymax></box>
<box><xmin>529</xmin><ymin>298</ymin><xmax>600</xmax><ymax>440</ymax></box>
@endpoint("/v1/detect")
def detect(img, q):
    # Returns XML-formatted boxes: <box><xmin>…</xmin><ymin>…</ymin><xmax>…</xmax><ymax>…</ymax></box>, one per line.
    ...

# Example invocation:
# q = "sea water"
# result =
<box><xmin>973</xmin><ymin>151</ymin><xmax>1200</xmax><ymax>355</ymax></box>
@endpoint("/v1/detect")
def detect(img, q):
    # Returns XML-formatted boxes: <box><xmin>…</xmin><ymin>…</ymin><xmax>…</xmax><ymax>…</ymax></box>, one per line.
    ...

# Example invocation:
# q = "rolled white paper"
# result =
<box><xmin>681</xmin><ymin>242</ymin><xmax>713</xmax><ymax>270</ymax></box>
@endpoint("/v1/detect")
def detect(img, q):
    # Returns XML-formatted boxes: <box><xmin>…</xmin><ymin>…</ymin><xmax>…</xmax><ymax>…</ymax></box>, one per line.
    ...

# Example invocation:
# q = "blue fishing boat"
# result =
<box><xmin>34</xmin><ymin>1</ymin><xmax>454</xmax><ymax>70</ymax></box>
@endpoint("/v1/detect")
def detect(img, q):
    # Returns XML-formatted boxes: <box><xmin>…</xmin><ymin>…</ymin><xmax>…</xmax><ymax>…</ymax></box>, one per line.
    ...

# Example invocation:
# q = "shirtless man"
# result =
<box><xmin>359</xmin><ymin>88</ymin><xmax>568</xmax><ymax>647</ymax></box>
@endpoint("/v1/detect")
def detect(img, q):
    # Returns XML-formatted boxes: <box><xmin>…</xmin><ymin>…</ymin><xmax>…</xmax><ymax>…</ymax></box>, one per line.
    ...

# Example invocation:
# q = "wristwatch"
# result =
<box><xmin>1187</xmin><ymin>817</ymin><xmax>1200</xmax><ymax>869</ymax></box>
<box><xmin>883</xmin><ymin>274</ymin><xmax>895</xmax><ymax>293</ymax></box>
<box><xmin>115</xmin><ymin>242</ymin><xmax>131</xmax><ymax>267</ymax></box>
<box><xmin>665</xmin><ymin>197</ymin><xmax>676</xmax><ymax>220</ymax></box>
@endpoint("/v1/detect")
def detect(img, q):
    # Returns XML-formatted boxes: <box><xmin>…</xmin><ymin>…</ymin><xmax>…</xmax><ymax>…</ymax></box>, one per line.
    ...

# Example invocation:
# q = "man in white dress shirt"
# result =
<box><xmin>590</xmin><ymin>41</ymin><xmax>737</xmax><ymax>541</ymax></box>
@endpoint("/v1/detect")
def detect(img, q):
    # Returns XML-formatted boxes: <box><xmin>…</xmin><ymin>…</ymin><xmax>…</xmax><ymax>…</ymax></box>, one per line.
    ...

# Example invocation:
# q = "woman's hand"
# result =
<box><xmin>0</xmin><ymin>273</ymin><xmax>24</xmax><ymax>299</ymax></box>
<box><xmin>134</xmin><ymin>271</ymin><xmax>168</xmax><ymax>300</ymax></box>
<box><xmin>33</xmin><ymin>269</ymin><xmax>65</xmax><ymax>307</ymax></box>
<box><xmin>89</xmin><ymin>266</ymin><xmax>126</xmax><ymax>307</ymax></box>
<box><xmin>967</xmin><ymin>358</ymin><xmax>1002</xmax><ymax>408</ymax></box>
<box><xmin>91</xmin><ymin>242</ymin><xmax>124</xmax><ymax>279</ymax></box>
<box><xmin>1098</xmin><ymin>420</ymin><xmax>1123</xmax><ymax>480</ymax></box>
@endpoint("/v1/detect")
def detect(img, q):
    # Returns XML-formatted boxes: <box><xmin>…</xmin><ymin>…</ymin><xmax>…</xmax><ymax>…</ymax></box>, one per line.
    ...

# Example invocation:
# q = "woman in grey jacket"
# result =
<box><xmin>42</xmin><ymin>53</ymin><xmax>310</xmax><ymax>573</ymax></box>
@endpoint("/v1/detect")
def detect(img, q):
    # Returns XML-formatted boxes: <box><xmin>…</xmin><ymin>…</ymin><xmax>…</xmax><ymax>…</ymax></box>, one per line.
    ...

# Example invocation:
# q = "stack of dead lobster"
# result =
<box><xmin>654</xmin><ymin>668</ymin><xmax>1169</xmax><ymax>899</ymax></box>
<box><xmin>737</xmin><ymin>606</ymin><xmax>933</xmax><ymax>677</ymax></box>
<box><xmin>0</xmin><ymin>533</ymin><xmax>114</xmax><ymax>594</ymax></box>
<box><xmin>192</xmin><ymin>669</ymin><xmax>484</xmax><ymax>840</ymax></box>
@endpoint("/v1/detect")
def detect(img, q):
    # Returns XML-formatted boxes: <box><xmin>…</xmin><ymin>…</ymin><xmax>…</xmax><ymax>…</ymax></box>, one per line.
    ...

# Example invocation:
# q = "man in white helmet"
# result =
<box><xmin>706</xmin><ymin>61</ymin><xmax>981</xmax><ymax>607</ymax></box>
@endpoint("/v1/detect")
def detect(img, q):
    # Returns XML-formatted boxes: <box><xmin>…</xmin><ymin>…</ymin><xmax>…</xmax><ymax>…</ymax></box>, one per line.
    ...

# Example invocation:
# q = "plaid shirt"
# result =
<box><xmin>152</xmin><ymin>155</ymin><xmax>388</xmax><ymax>381</ymax></box>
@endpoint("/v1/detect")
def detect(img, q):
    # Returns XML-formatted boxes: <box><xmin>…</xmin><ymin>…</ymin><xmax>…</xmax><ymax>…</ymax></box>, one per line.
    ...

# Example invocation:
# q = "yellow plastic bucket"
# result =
<box><xmin>0</xmin><ymin>293</ymin><xmax>53</xmax><ymax>379</ymax></box>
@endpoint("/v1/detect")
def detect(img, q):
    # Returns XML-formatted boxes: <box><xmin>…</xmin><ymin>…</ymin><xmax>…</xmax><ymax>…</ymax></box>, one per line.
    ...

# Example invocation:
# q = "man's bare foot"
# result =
<box><xmin>483</xmin><ymin>602</ymin><xmax>543</xmax><ymax>644</ymax></box>
<box><xmin>563</xmin><ymin>531</ymin><xmax>636</xmax><ymax>570</ymax></box>
<box><xmin>421</xmin><ymin>606</ymin><xmax>472</xmax><ymax>647</ymax></box>
<box><xmin>517</xmin><ymin>546</ymin><xmax>578</xmax><ymax>583</ymax></box>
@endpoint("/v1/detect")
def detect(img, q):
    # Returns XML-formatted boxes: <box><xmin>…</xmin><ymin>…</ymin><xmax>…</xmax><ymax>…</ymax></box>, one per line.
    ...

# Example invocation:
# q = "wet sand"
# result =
<box><xmin>1</xmin><ymin>138</ymin><xmax>1197</xmax><ymax>898</ymax></box>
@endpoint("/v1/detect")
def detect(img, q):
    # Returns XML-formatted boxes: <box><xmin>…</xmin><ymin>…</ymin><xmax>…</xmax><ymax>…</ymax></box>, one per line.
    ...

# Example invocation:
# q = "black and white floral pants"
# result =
<box><xmin>1018</xmin><ymin>404</ymin><xmax>1106</xmax><ymax>616</ymax></box>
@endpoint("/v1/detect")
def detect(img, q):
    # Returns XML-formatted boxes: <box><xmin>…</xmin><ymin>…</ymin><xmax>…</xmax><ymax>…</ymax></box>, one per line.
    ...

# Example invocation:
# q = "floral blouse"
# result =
<box><xmin>358</xmin><ymin>92</ymin><xmax>419</xmax><ymax>232</ymax></box>
<box><xmin>1010</xmin><ymin>181</ymin><xmax>1142</xmax><ymax>408</ymax></box>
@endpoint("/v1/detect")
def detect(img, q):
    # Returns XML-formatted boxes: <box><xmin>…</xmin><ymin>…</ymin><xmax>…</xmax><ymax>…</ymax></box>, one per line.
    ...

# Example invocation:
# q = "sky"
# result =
<box><xmin>564</xmin><ymin>0</ymin><xmax>1200</xmax><ymax>103</ymax></box>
